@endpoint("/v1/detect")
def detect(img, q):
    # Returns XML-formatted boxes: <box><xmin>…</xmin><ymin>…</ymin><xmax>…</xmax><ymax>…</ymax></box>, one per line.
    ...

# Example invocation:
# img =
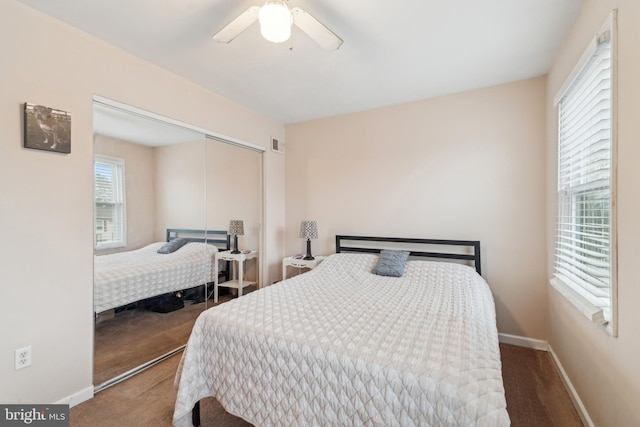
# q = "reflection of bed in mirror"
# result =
<box><xmin>94</xmin><ymin>229</ymin><xmax>230</xmax><ymax>315</ymax></box>
<box><xmin>93</xmin><ymin>228</ymin><xmax>230</xmax><ymax>389</ymax></box>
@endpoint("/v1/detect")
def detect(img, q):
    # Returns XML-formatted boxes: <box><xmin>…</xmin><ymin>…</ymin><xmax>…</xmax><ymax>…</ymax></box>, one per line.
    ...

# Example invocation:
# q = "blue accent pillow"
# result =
<box><xmin>371</xmin><ymin>250</ymin><xmax>410</xmax><ymax>277</ymax></box>
<box><xmin>157</xmin><ymin>238</ymin><xmax>188</xmax><ymax>254</ymax></box>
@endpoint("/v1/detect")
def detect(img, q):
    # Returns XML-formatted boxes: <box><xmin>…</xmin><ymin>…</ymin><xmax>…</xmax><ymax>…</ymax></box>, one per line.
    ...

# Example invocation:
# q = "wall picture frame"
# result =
<box><xmin>23</xmin><ymin>102</ymin><xmax>71</xmax><ymax>154</ymax></box>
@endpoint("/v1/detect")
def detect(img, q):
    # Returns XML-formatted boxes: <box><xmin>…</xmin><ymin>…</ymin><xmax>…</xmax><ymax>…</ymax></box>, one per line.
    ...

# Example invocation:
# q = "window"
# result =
<box><xmin>552</xmin><ymin>14</ymin><xmax>616</xmax><ymax>330</ymax></box>
<box><xmin>95</xmin><ymin>156</ymin><xmax>126</xmax><ymax>249</ymax></box>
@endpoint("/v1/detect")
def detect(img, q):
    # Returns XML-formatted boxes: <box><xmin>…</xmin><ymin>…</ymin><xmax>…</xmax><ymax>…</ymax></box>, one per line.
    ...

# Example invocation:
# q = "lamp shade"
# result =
<box><xmin>229</xmin><ymin>220</ymin><xmax>244</xmax><ymax>236</ymax></box>
<box><xmin>258</xmin><ymin>1</ymin><xmax>292</xmax><ymax>43</ymax></box>
<box><xmin>299</xmin><ymin>221</ymin><xmax>318</xmax><ymax>239</ymax></box>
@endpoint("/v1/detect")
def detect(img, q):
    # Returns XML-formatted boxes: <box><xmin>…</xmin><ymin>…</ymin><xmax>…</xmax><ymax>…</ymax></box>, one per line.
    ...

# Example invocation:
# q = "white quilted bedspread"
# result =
<box><xmin>94</xmin><ymin>242</ymin><xmax>217</xmax><ymax>313</ymax></box>
<box><xmin>173</xmin><ymin>253</ymin><xmax>510</xmax><ymax>427</ymax></box>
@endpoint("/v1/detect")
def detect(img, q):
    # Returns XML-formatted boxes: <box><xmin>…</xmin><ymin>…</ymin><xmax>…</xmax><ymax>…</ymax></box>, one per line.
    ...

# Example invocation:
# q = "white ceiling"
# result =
<box><xmin>18</xmin><ymin>0</ymin><xmax>582</xmax><ymax>124</ymax></box>
<box><xmin>93</xmin><ymin>103</ymin><xmax>205</xmax><ymax>147</ymax></box>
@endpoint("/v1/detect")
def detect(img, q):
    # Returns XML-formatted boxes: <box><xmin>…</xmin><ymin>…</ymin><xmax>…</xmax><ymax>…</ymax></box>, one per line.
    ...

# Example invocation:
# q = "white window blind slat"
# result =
<box><xmin>559</xmin><ymin>124</ymin><xmax>610</xmax><ymax>157</ymax></box>
<box><xmin>556</xmin><ymin>242</ymin><xmax>609</xmax><ymax>259</ymax></box>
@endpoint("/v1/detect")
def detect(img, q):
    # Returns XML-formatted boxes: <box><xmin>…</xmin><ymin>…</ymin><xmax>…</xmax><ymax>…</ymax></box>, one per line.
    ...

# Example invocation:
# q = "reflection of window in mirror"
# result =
<box><xmin>94</xmin><ymin>155</ymin><xmax>126</xmax><ymax>250</ymax></box>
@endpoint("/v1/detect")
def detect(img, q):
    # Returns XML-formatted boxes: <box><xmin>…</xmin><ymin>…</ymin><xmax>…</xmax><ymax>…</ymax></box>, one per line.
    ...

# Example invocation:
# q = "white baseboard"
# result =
<box><xmin>548</xmin><ymin>346</ymin><xmax>595</xmax><ymax>427</ymax></box>
<box><xmin>498</xmin><ymin>333</ymin><xmax>549</xmax><ymax>351</ymax></box>
<box><xmin>55</xmin><ymin>385</ymin><xmax>94</xmax><ymax>408</ymax></box>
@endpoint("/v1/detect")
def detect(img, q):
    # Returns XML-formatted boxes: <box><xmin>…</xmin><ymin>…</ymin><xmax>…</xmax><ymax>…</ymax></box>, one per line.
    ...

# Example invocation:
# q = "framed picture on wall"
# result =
<box><xmin>23</xmin><ymin>102</ymin><xmax>71</xmax><ymax>154</ymax></box>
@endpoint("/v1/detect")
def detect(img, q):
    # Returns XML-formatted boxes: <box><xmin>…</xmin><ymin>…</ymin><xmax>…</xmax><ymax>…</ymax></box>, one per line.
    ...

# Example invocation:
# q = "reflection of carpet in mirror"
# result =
<box><xmin>94</xmin><ymin>287</ymin><xmax>257</xmax><ymax>387</ymax></box>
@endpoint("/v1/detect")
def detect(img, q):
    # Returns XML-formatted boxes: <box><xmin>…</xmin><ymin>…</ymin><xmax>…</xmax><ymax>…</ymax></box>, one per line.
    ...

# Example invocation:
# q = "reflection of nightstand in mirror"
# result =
<box><xmin>214</xmin><ymin>250</ymin><xmax>257</xmax><ymax>303</ymax></box>
<box><xmin>282</xmin><ymin>255</ymin><xmax>326</xmax><ymax>280</ymax></box>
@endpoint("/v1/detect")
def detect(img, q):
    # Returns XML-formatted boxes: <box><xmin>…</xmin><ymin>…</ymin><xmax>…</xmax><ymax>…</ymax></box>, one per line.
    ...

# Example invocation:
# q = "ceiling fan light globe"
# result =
<box><xmin>259</xmin><ymin>1</ymin><xmax>292</xmax><ymax>43</ymax></box>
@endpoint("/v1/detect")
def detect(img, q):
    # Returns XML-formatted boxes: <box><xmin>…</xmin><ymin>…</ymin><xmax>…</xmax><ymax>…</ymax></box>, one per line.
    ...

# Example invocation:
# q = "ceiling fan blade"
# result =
<box><xmin>291</xmin><ymin>7</ymin><xmax>343</xmax><ymax>51</ymax></box>
<box><xmin>212</xmin><ymin>6</ymin><xmax>260</xmax><ymax>43</ymax></box>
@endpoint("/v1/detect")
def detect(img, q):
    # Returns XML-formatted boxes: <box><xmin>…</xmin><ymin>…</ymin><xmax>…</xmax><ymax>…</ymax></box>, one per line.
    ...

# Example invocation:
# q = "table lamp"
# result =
<box><xmin>299</xmin><ymin>220</ymin><xmax>318</xmax><ymax>260</ymax></box>
<box><xmin>229</xmin><ymin>220</ymin><xmax>244</xmax><ymax>254</ymax></box>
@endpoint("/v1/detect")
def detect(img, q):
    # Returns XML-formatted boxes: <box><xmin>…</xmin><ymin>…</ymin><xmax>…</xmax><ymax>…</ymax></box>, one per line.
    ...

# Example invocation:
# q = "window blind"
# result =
<box><xmin>95</xmin><ymin>157</ymin><xmax>126</xmax><ymax>248</ymax></box>
<box><xmin>555</xmin><ymin>35</ymin><xmax>612</xmax><ymax>321</ymax></box>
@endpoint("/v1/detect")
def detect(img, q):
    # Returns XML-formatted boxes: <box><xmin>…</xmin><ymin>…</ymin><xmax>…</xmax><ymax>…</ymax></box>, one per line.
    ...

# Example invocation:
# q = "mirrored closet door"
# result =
<box><xmin>92</xmin><ymin>99</ymin><xmax>263</xmax><ymax>391</ymax></box>
<box><xmin>92</xmin><ymin>101</ymin><xmax>208</xmax><ymax>390</ymax></box>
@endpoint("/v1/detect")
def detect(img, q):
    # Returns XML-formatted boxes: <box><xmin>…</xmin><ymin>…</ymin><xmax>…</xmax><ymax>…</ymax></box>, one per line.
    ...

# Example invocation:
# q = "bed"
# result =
<box><xmin>94</xmin><ymin>228</ymin><xmax>230</xmax><ymax>314</ymax></box>
<box><xmin>173</xmin><ymin>235</ymin><xmax>509</xmax><ymax>426</ymax></box>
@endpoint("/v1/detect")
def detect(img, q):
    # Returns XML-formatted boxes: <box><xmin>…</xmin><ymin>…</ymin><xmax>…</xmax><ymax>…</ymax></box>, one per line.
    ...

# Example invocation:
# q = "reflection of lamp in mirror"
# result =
<box><xmin>229</xmin><ymin>220</ymin><xmax>244</xmax><ymax>254</ymax></box>
<box><xmin>300</xmin><ymin>221</ymin><xmax>318</xmax><ymax>260</ymax></box>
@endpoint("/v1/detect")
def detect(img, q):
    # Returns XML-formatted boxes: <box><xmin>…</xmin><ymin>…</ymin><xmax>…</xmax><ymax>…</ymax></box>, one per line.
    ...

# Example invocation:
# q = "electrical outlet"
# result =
<box><xmin>15</xmin><ymin>346</ymin><xmax>31</xmax><ymax>370</ymax></box>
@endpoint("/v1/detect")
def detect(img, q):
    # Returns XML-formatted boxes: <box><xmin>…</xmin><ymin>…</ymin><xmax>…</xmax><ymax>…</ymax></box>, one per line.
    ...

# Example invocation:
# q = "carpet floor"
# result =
<box><xmin>94</xmin><ymin>301</ymin><xmax>205</xmax><ymax>386</ymax></box>
<box><xmin>71</xmin><ymin>343</ymin><xmax>583</xmax><ymax>426</ymax></box>
<box><xmin>94</xmin><ymin>288</ymin><xmax>241</xmax><ymax>387</ymax></box>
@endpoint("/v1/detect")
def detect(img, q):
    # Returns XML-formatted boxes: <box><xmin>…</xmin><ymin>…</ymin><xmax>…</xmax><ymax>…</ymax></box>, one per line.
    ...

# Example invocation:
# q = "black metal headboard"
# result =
<box><xmin>166</xmin><ymin>228</ymin><xmax>230</xmax><ymax>250</ymax></box>
<box><xmin>335</xmin><ymin>235</ymin><xmax>482</xmax><ymax>275</ymax></box>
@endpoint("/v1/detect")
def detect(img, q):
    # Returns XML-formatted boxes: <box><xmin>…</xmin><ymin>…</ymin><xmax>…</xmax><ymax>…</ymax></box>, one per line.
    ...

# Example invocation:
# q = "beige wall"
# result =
<box><xmin>0</xmin><ymin>0</ymin><xmax>284</xmax><ymax>405</ymax></box>
<box><xmin>204</xmin><ymin>140</ymin><xmax>262</xmax><ymax>281</ymax></box>
<box><xmin>155</xmin><ymin>140</ymin><xmax>207</xmax><ymax>240</ymax></box>
<box><xmin>545</xmin><ymin>1</ymin><xmax>640</xmax><ymax>425</ymax></box>
<box><xmin>204</xmin><ymin>140</ymin><xmax>262</xmax><ymax>252</ymax></box>
<box><xmin>285</xmin><ymin>77</ymin><xmax>548</xmax><ymax>340</ymax></box>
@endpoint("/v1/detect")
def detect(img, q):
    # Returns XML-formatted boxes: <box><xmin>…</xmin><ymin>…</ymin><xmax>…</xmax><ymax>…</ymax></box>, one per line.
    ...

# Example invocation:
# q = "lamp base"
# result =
<box><xmin>231</xmin><ymin>235</ymin><xmax>240</xmax><ymax>254</ymax></box>
<box><xmin>303</xmin><ymin>238</ymin><xmax>314</xmax><ymax>261</ymax></box>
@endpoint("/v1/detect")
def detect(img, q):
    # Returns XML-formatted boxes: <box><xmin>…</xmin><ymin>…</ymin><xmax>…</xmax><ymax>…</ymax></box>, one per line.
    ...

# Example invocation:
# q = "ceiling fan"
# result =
<box><xmin>212</xmin><ymin>0</ymin><xmax>343</xmax><ymax>51</ymax></box>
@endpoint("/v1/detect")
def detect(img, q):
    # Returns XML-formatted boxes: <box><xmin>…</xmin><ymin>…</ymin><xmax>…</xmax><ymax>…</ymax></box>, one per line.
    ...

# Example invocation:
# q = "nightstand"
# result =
<box><xmin>214</xmin><ymin>250</ymin><xmax>258</xmax><ymax>303</ymax></box>
<box><xmin>282</xmin><ymin>255</ymin><xmax>326</xmax><ymax>280</ymax></box>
